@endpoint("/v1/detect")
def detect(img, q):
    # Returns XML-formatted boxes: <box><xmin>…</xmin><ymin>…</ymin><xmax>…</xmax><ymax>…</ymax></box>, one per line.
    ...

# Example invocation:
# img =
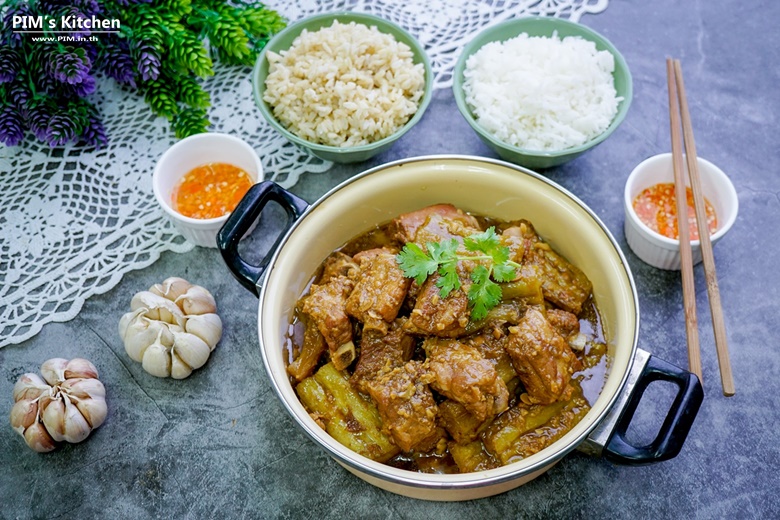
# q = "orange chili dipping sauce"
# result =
<box><xmin>633</xmin><ymin>182</ymin><xmax>717</xmax><ymax>240</ymax></box>
<box><xmin>172</xmin><ymin>163</ymin><xmax>253</xmax><ymax>220</ymax></box>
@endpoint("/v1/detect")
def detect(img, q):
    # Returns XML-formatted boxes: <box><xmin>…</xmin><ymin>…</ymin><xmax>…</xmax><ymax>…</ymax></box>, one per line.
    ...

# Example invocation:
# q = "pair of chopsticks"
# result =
<box><xmin>666</xmin><ymin>58</ymin><xmax>734</xmax><ymax>396</ymax></box>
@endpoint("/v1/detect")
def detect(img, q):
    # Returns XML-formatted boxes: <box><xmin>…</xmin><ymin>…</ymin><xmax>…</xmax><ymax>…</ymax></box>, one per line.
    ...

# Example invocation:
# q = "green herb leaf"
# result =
<box><xmin>395</xmin><ymin>226</ymin><xmax>523</xmax><ymax>320</ymax></box>
<box><xmin>492</xmin><ymin>263</ymin><xmax>517</xmax><ymax>283</ymax></box>
<box><xmin>465</xmin><ymin>227</ymin><xmax>509</xmax><ymax>263</ymax></box>
<box><xmin>396</xmin><ymin>243</ymin><xmax>438</xmax><ymax>286</ymax></box>
<box><xmin>436</xmin><ymin>263</ymin><xmax>461</xmax><ymax>298</ymax></box>
<box><xmin>468</xmin><ymin>265</ymin><xmax>502</xmax><ymax>321</ymax></box>
<box><xmin>428</xmin><ymin>238</ymin><xmax>459</xmax><ymax>265</ymax></box>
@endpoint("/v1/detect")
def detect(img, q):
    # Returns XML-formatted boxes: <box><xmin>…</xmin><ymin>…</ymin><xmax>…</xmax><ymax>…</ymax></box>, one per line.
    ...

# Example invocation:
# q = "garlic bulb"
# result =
<box><xmin>9</xmin><ymin>358</ymin><xmax>107</xmax><ymax>453</ymax></box>
<box><xmin>118</xmin><ymin>277</ymin><xmax>222</xmax><ymax>379</ymax></box>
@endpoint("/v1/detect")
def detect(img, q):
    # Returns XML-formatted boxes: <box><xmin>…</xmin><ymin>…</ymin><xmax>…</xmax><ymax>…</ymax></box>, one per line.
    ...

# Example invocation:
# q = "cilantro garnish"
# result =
<box><xmin>396</xmin><ymin>227</ymin><xmax>522</xmax><ymax>321</ymax></box>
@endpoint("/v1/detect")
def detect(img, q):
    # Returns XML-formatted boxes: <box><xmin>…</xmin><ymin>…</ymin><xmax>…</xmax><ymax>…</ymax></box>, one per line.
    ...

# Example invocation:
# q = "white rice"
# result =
<box><xmin>263</xmin><ymin>20</ymin><xmax>426</xmax><ymax>148</ymax></box>
<box><xmin>463</xmin><ymin>32</ymin><xmax>621</xmax><ymax>152</ymax></box>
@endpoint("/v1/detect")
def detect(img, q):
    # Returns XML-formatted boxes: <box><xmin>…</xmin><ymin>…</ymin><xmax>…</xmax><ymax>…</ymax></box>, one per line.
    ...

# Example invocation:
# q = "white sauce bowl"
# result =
<box><xmin>153</xmin><ymin>133</ymin><xmax>263</xmax><ymax>248</ymax></box>
<box><xmin>624</xmin><ymin>153</ymin><xmax>738</xmax><ymax>270</ymax></box>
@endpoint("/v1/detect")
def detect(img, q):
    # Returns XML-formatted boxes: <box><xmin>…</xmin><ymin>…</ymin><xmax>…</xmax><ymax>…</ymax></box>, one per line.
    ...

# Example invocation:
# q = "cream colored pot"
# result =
<box><xmin>218</xmin><ymin>156</ymin><xmax>702</xmax><ymax>501</ymax></box>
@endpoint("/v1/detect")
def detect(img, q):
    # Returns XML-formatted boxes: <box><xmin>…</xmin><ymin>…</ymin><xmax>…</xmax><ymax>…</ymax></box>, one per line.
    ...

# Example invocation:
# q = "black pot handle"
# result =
<box><xmin>217</xmin><ymin>181</ymin><xmax>309</xmax><ymax>297</ymax></box>
<box><xmin>603</xmin><ymin>354</ymin><xmax>704</xmax><ymax>465</ymax></box>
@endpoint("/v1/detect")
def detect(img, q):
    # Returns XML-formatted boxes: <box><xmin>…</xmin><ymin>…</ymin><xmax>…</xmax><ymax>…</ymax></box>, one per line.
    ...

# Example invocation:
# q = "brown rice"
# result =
<box><xmin>263</xmin><ymin>20</ymin><xmax>426</xmax><ymax>148</ymax></box>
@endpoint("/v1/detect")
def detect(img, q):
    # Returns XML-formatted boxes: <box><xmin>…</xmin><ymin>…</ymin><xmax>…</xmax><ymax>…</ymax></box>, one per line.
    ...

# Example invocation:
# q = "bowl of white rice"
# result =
<box><xmin>253</xmin><ymin>12</ymin><xmax>433</xmax><ymax>164</ymax></box>
<box><xmin>452</xmin><ymin>16</ymin><xmax>632</xmax><ymax>169</ymax></box>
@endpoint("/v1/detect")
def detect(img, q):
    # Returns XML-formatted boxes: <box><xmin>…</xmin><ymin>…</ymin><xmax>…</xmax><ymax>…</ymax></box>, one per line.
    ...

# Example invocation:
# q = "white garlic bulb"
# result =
<box><xmin>9</xmin><ymin>358</ymin><xmax>107</xmax><ymax>453</ymax></box>
<box><xmin>118</xmin><ymin>277</ymin><xmax>222</xmax><ymax>379</ymax></box>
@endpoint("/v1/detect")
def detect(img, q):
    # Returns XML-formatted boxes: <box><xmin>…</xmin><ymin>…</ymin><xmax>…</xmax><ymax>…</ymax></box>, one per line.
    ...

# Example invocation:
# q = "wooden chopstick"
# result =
<box><xmin>673</xmin><ymin>59</ymin><xmax>735</xmax><ymax>396</ymax></box>
<box><xmin>666</xmin><ymin>58</ymin><xmax>703</xmax><ymax>382</ymax></box>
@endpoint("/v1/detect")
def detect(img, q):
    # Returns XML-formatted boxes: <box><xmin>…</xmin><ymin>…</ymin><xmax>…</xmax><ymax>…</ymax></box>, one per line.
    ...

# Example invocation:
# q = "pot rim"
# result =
<box><xmin>256</xmin><ymin>154</ymin><xmax>640</xmax><ymax>490</ymax></box>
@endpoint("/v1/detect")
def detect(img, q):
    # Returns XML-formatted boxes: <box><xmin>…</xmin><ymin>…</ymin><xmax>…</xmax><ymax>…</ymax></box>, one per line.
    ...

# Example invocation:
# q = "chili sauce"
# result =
<box><xmin>172</xmin><ymin>162</ymin><xmax>253</xmax><ymax>220</ymax></box>
<box><xmin>633</xmin><ymin>183</ymin><xmax>717</xmax><ymax>240</ymax></box>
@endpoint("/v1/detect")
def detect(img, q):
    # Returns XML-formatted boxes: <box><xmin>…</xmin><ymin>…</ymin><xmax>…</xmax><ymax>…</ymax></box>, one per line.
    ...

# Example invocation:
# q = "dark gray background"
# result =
<box><xmin>2</xmin><ymin>0</ymin><xmax>778</xmax><ymax>518</ymax></box>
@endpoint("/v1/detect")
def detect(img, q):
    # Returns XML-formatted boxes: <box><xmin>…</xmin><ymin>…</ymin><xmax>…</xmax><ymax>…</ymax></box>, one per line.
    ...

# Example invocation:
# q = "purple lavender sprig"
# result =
<box><xmin>44</xmin><ymin>112</ymin><xmax>79</xmax><ymax>147</ymax></box>
<box><xmin>47</xmin><ymin>49</ymin><xmax>92</xmax><ymax>85</ymax></box>
<box><xmin>0</xmin><ymin>48</ymin><xmax>21</xmax><ymax>83</ymax></box>
<box><xmin>134</xmin><ymin>41</ymin><xmax>161</xmax><ymax>82</ymax></box>
<box><xmin>81</xmin><ymin>113</ymin><xmax>107</xmax><ymax>148</ymax></box>
<box><xmin>54</xmin><ymin>6</ymin><xmax>93</xmax><ymax>39</ymax></box>
<box><xmin>1</xmin><ymin>3</ymin><xmax>31</xmax><ymax>48</ymax></box>
<box><xmin>0</xmin><ymin>105</ymin><xmax>25</xmax><ymax>146</ymax></box>
<box><xmin>102</xmin><ymin>39</ymin><xmax>136</xmax><ymax>87</ymax></box>
<box><xmin>6</xmin><ymin>79</ymin><xmax>32</xmax><ymax>109</ymax></box>
<box><xmin>24</xmin><ymin>101</ymin><xmax>54</xmax><ymax>142</ymax></box>
<box><xmin>36</xmin><ymin>0</ymin><xmax>100</xmax><ymax>16</ymax></box>
<box><xmin>72</xmin><ymin>74</ymin><xmax>97</xmax><ymax>96</ymax></box>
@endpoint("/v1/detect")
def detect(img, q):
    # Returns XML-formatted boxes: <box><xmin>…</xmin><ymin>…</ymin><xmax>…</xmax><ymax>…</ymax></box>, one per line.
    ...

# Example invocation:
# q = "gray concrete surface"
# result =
<box><xmin>2</xmin><ymin>0</ymin><xmax>779</xmax><ymax>518</ymax></box>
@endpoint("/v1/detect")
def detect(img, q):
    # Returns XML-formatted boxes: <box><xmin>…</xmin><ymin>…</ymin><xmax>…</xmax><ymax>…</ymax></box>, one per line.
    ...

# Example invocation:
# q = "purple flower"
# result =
<box><xmin>2</xmin><ymin>4</ymin><xmax>32</xmax><ymax>48</ymax></box>
<box><xmin>81</xmin><ymin>114</ymin><xmax>107</xmax><ymax>148</ymax></box>
<box><xmin>47</xmin><ymin>49</ymin><xmax>92</xmax><ymax>85</ymax></box>
<box><xmin>55</xmin><ymin>7</ymin><xmax>92</xmax><ymax>39</ymax></box>
<box><xmin>113</xmin><ymin>0</ymin><xmax>153</xmax><ymax>5</ymax></box>
<box><xmin>102</xmin><ymin>41</ymin><xmax>136</xmax><ymax>87</ymax></box>
<box><xmin>7</xmin><ymin>80</ymin><xmax>32</xmax><ymax>109</ymax></box>
<box><xmin>73</xmin><ymin>74</ymin><xmax>97</xmax><ymax>96</ymax></box>
<box><xmin>0</xmin><ymin>105</ymin><xmax>25</xmax><ymax>146</ymax></box>
<box><xmin>37</xmin><ymin>0</ymin><xmax>69</xmax><ymax>8</ymax></box>
<box><xmin>32</xmin><ymin>64</ymin><xmax>60</xmax><ymax>94</ymax></box>
<box><xmin>25</xmin><ymin>102</ymin><xmax>52</xmax><ymax>141</ymax></box>
<box><xmin>44</xmin><ymin>112</ymin><xmax>78</xmax><ymax>147</ymax></box>
<box><xmin>37</xmin><ymin>0</ymin><xmax>89</xmax><ymax>13</ymax></box>
<box><xmin>76</xmin><ymin>0</ymin><xmax>102</xmax><ymax>17</ymax></box>
<box><xmin>82</xmin><ymin>41</ymin><xmax>99</xmax><ymax>64</ymax></box>
<box><xmin>0</xmin><ymin>47</ymin><xmax>21</xmax><ymax>83</ymax></box>
<box><xmin>135</xmin><ymin>42</ymin><xmax>161</xmax><ymax>82</ymax></box>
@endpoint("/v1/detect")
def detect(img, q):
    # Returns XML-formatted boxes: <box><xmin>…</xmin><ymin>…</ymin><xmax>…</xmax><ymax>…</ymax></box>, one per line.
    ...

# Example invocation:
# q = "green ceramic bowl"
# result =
<box><xmin>252</xmin><ymin>12</ymin><xmax>433</xmax><ymax>164</ymax></box>
<box><xmin>452</xmin><ymin>16</ymin><xmax>633</xmax><ymax>169</ymax></box>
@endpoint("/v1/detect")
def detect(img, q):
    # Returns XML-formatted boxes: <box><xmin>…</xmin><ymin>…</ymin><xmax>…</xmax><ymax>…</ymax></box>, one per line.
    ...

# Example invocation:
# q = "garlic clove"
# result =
<box><xmin>64</xmin><ymin>358</ymin><xmax>99</xmax><ymax>380</ymax></box>
<box><xmin>184</xmin><ymin>313</ymin><xmax>223</xmax><ymax>350</ymax></box>
<box><xmin>72</xmin><ymin>395</ymin><xmax>108</xmax><ymax>429</ymax></box>
<box><xmin>10</xmin><ymin>399</ymin><xmax>39</xmax><ymax>433</ymax></box>
<box><xmin>170</xmin><ymin>351</ymin><xmax>193</xmax><ymax>380</ymax></box>
<box><xmin>150</xmin><ymin>277</ymin><xmax>192</xmax><ymax>302</ymax></box>
<box><xmin>40</xmin><ymin>358</ymin><xmax>69</xmax><ymax>386</ymax></box>
<box><xmin>61</xmin><ymin>377</ymin><xmax>106</xmax><ymax>400</ymax></box>
<box><xmin>131</xmin><ymin>291</ymin><xmax>185</xmax><ymax>326</ymax></box>
<box><xmin>122</xmin><ymin>315</ymin><xmax>171</xmax><ymax>363</ymax></box>
<box><xmin>40</xmin><ymin>395</ymin><xmax>66</xmax><ymax>442</ymax></box>
<box><xmin>118</xmin><ymin>308</ymin><xmax>144</xmax><ymax>339</ymax></box>
<box><xmin>171</xmin><ymin>331</ymin><xmax>212</xmax><ymax>370</ymax></box>
<box><xmin>61</xmin><ymin>396</ymin><xmax>92</xmax><ymax>443</ymax></box>
<box><xmin>175</xmin><ymin>285</ymin><xmax>217</xmax><ymax>315</ymax></box>
<box><xmin>24</xmin><ymin>422</ymin><xmax>57</xmax><ymax>453</ymax></box>
<box><xmin>12</xmin><ymin>373</ymin><xmax>49</xmax><ymax>401</ymax></box>
<box><xmin>141</xmin><ymin>341</ymin><xmax>172</xmax><ymax>378</ymax></box>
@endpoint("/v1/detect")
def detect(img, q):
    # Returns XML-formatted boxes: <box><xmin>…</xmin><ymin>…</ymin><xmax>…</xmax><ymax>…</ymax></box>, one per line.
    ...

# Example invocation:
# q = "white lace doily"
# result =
<box><xmin>0</xmin><ymin>0</ymin><xmax>609</xmax><ymax>348</ymax></box>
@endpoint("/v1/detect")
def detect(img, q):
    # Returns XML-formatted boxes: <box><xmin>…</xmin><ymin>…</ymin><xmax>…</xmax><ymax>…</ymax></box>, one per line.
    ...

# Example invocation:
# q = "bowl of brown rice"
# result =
<box><xmin>253</xmin><ymin>12</ymin><xmax>433</xmax><ymax>164</ymax></box>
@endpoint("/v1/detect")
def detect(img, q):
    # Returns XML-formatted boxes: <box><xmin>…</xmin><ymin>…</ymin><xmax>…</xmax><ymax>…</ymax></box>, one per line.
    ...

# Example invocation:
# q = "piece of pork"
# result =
<box><xmin>287</xmin><ymin>315</ymin><xmax>328</xmax><ymax>383</ymax></box>
<box><xmin>422</xmin><ymin>338</ymin><xmax>509</xmax><ymax>422</ymax></box>
<box><xmin>503</xmin><ymin>221</ymin><xmax>592</xmax><ymax>315</ymax></box>
<box><xmin>365</xmin><ymin>361</ymin><xmax>442</xmax><ymax>453</ymax></box>
<box><xmin>405</xmin><ymin>270</ymin><xmax>471</xmax><ymax>338</ymax></box>
<box><xmin>351</xmin><ymin>318</ymin><xmax>416</xmax><ymax>394</ymax></box>
<box><xmin>505</xmin><ymin>307</ymin><xmax>577</xmax><ymax>405</ymax></box>
<box><xmin>301</xmin><ymin>275</ymin><xmax>356</xmax><ymax>370</ymax></box>
<box><xmin>392</xmin><ymin>204</ymin><xmax>481</xmax><ymax>245</ymax></box>
<box><xmin>319</xmin><ymin>251</ymin><xmax>359</xmax><ymax>284</ymax></box>
<box><xmin>346</xmin><ymin>248</ymin><xmax>411</xmax><ymax>335</ymax></box>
